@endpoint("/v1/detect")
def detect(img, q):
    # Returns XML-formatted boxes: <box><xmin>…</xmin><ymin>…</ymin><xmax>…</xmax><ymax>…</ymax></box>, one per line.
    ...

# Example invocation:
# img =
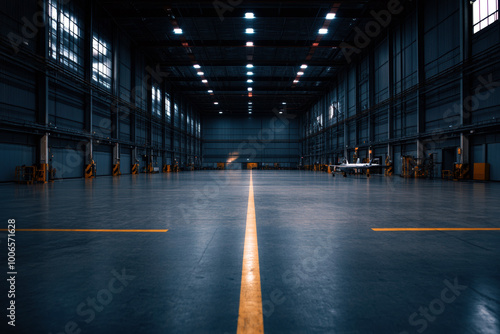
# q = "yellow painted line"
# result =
<box><xmin>372</xmin><ymin>228</ymin><xmax>500</xmax><ymax>231</ymax></box>
<box><xmin>0</xmin><ymin>229</ymin><xmax>168</xmax><ymax>233</ymax></box>
<box><xmin>237</xmin><ymin>171</ymin><xmax>264</xmax><ymax>334</ymax></box>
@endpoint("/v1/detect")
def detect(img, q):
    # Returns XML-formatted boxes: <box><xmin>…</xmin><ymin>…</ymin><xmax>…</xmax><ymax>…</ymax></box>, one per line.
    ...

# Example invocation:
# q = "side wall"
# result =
<box><xmin>0</xmin><ymin>0</ymin><xmax>201</xmax><ymax>182</ymax></box>
<box><xmin>301</xmin><ymin>0</ymin><xmax>500</xmax><ymax>179</ymax></box>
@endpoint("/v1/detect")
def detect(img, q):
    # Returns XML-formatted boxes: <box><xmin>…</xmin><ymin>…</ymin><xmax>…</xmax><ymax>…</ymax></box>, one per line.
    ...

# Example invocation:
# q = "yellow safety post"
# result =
<box><xmin>131</xmin><ymin>164</ymin><xmax>139</xmax><ymax>175</ymax></box>
<box><xmin>112</xmin><ymin>163</ymin><xmax>121</xmax><ymax>176</ymax></box>
<box><xmin>85</xmin><ymin>160</ymin><xmax>96</xmax><ymax>179</ymax></box>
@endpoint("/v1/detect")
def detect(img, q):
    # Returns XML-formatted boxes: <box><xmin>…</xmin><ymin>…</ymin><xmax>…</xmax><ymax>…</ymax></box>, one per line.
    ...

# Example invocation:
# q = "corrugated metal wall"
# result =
<box><xmin>301</xmin><ymin>0</ymin><xmax>500</xmax><ymax>177</ymax></box>
<box><xmin>0</xmin><ymin>0</ymin><xmax>202</xmax><ymax>181</ymax></box>
<box><xmin>203</xmin><ymin>115</ymin><xmax>300</xmax><ymax>168</ymax></box>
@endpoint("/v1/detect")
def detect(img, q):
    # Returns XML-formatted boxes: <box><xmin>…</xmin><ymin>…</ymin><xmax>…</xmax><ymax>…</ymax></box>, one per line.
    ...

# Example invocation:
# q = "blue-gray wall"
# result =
<box><xmin>301</xmin><ymin>0</ymin><xmax>500</xmax><ymax>179</ymax></box>
<box><xmin>0</xmin><ymin>0</ymin><xmax>201</xmax><ymax>181</ymax></box>
<box><xmin>203</xmin><ymin>115</ymin><xmax>300</xmax><ymax>168</ymax></box>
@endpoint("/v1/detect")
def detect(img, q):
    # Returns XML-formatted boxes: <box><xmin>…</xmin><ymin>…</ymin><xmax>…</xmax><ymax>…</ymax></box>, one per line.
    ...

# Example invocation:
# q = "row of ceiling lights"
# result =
<box><xmin>174</xmin><ymin>10</ymin><xmax>337</xmax><ymax>115</ymax></box>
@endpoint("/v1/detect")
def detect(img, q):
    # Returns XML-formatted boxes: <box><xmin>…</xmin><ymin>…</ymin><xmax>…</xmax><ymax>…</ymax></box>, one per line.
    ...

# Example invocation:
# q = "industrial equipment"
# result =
<box><xmin>15</xmin><ymin>164</ymin><xmax>56</xmax><ymax>184</ymax></box>
<box><xmin>453</xmin><ymin>164</ymin><xmax>469</xmax><ymax>181</ymax></box>
<box><xmin>85</xmin><ymin>160</ymin><xmax>97</xmax><ymax>179</ymax></box>
<box><xmin>473</xmin><ymin>163</ymin><xmax>490</xmax><ymax>181</ymax></box>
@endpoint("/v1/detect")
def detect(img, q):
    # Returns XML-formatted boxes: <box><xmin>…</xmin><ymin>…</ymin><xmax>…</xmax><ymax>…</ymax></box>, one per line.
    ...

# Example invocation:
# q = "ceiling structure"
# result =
<box><xmin>97</xmin><ymin>0</ymin><xmax>402</xmax><ymax>116</ymax></box>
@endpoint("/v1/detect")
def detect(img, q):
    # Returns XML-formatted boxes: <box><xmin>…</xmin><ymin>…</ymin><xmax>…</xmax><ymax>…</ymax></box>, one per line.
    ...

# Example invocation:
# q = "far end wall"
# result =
<box><xmin>202</xmin><ymin>114</ymin><xmax>300</xmax><ymax>168</ymax></box>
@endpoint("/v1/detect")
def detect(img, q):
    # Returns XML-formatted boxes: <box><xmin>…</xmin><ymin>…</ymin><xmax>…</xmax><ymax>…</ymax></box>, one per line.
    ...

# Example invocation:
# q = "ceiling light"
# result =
<box><xmin>219</xmin><ymin>111</ymin><xmax>223</xmax><ymax>114</ymax></box>
<box><xmin>297</xmin><ymin>71</ymin><xmax>304</xmax><ymax>76</ymax></box>
<box><xmin>245</xmin><ymin>12</ymin><xmax>255</xmax><ymax>19</ymax></box>
<box><xmin>247</xmin><ymin>71</ymin><xmax>254</xmax><ymax>76</ymax></box>
<box><xmin>326</xmin><ymin>13</ymin><xmax>336</xmax><ymax>20</ymax></box>
<box><xmin>279</xmin><ymin>111</ymin><xmax>283</xmax><ymax>114</ymax></box>
<box><xmin>246</xmin><ymin>28</ymin><xmax>254</xmax><ymax>34</ymax></box>
<box><xmin>246</xmin><ymin>64</ymin><xmax>254</xmax><ymax>68</ymax></box>
<box><xmin>248</xmin><ymin>87</ymin><xmax>253</xmax><ymax>91</ymax></box>
<box><xmin>208</xmin><ymin>90</ymin><xmax>213</xmax><ymax>93</ymax></box>
<box><xmin>174</xmin><ymin>28</ymin><xmax>183</xmax><ymax>34</ymax></box>
<box><xmin>282</xmin><ymin>102</ymin><xmax>287</xmax><ymax>105</ymax></box>
<box><xmin>246</xmin><ymin>41</ymin><xmax>254</xmax><ymax>47</ymax></box>
<box><xmin>214</xmin><ymin>102</ymin><xmax>219</xmax><ymax>105</ymax></box>
<box><xmin>293</xmin><ymin>80</ymin><xmax>299</xmax><ymax>83</ymax></box>
<box><xmin>202</xmin><ymin>79</ymin><xmax>208</xmax><ymax>83</ymax></box>
<box><xmin>301</xmin><ymin>64</ymin><xmax>308</xmax><ymax>69</ymax></box>
<box><xmin>197</xmin><ymin>72</ymin><xmax>204</xmax><ymax>76</ymax></box>
<box><xmin>193</xmin><ymin>64</ymin><xmax>201</xmax><ymax>69</ymax></box>
<box><xmin>249</xmin><ymin>111</ymin><xmax>252</xmax><ymax>114</ymax></box>
<box><xmin>247</xmin><ymin>79</ymin><xmax>253</xmax><ymax>83</ymax></box>
<box><xmin>248</xmin><ymin>102</ymin><xmax>253</xmax><ymax>105</ymax></box>
<box><xmin>319</xmin><ymin>28</ymin><xmax>328</xmax><ymax>35</ymax></box>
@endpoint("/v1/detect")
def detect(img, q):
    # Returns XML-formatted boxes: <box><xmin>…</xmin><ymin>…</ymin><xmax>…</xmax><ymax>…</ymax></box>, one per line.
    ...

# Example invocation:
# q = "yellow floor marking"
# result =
<box><xmin>237</xmin><ymin>171</ymin><xmax>264</xmax><ymax>334</ymax></box>
<box><xmin>372</xmin><ymin>228</ymin><xmax>500</xmax><ymax>231</ymax></box>
<box><xmin>0</xmin><ymin>229</ymin><xmax>168</xmax><ymax>233</ymax></box>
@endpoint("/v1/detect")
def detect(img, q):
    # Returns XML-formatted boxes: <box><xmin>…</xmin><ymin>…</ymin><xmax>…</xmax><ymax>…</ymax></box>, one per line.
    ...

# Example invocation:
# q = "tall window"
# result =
<box><xmin>165</xmin><ymin>93</ymin><xmax>171</xmax><ymax>121</ymax></box>
<box><xmin>48</xmin><ymin>0</ymin><xmax>83</xmax><ymax>72</ymax></box>
<box><xmin>473</xmin><ymin>0</ymin><xmax>499</xmax><ymax>33</ymax></box>
<box><xmin>92</xmin><ymin>35</ymin><xmax>112</xmax><ymax>89</ymax></box>
<box><xmin>329</xmin><ymin>103</ymin><xmax>335</xmax><ymax>120</ymax></box>
<box><xmin>152</xmin><ymin>85</ymin><xmax>162</xmax><ymax>116</ymax></box>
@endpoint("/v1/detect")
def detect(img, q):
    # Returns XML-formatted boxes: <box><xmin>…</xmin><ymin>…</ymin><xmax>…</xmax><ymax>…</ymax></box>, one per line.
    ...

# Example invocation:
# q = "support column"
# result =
<box><xmin>343</xmin><ymin>73</ymin><xmax>348</xmax><ymax>159</ymax></box>
<box><xmin>460</xmin><ymin>0</ymin><xmax>472</xmax><ymax>164</ymax></box>
<box><xmin>388</xmin><ymin>29</ymin><xmax>394</xmax><ymax>160</ymax></box>
<box><xmin>416</xmin><ymin>0</ymin><xmax>425</xmax><ymax>160</ymax></box>
<box><xmin>84</xmin><ymin>0</ymin><xmax>93</xmax><ymax>167</ymax></box>
<box><xmin>37</xmin><ymin>0</ymin><xmax>50</xmax><ymax>181</ymax></box>
<box><xmin>368</xmin><ymin>50</ymin><xmax>375</xmax><ymax>145</ymax></box>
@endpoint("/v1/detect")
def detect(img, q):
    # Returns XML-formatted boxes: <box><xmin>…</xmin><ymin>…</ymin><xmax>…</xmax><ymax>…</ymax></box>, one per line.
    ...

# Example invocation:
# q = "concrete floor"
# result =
<box><xmin>1</xmin><ymin>171</ymin><xmax>499</xmax><ymax>333</ymax></box>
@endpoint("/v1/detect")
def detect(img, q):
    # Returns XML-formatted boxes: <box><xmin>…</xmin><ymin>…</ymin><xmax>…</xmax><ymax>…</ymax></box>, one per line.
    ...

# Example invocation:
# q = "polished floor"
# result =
<box><xmin>1</xmin><ymin>171</ymin><xmax>499</xmax><ymax>333</ymax></box>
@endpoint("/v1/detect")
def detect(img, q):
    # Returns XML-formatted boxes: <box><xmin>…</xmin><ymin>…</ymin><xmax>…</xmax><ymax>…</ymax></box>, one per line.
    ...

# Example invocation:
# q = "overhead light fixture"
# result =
<box><xmin>246</xmin><ymin>41</ymin><xmax>254</xmax><ymax>47</ymax></box>
<box><xmin>297</xmin><ymin>71</ymin><xmax>304</xmax><ymax>76</ymax></box>
<box><xmin>202</xmin><ymin>79</ymin><xmax>208</xmax><ymax>83</ymax></box>
<box><xmin>214</xmin><ymin>102</ymin><xmax>219</xmax><ymax>105</ymax></box>
<box><xmin>208</xmin><ymin>90</ymin><xmax>213</xmax><ymax>93</ymax></box>
<box><xmin>219</xmin><ymin>111</ymin><xmax>223</xmax><ymax>114</ymax></box>
<box><xmin>279</xmin><ymin>111</ymin><xmax>283</xmax><ymax>114</ymax></box>
<box><xmin>293</xmin><ymin>80</ymin><xmax>299</xmax><ymax>83</ymax></box>
<box><xmin>282</xmin><ymin>102</ymin><xmax>287</xmax><ymax>105</ymax></box>
<box><xmin>246</xmin><ymin>64</ymin><xmax>254</xmax><ymax>68</ymax></box>
<box><xmin>174</xmin><ymin>28</ymin><xmax>183</xmax><ymax>34</ymax></box>
<box><xmin>197</xmin><ymin>72</ymin><xmax>204</xmax><ymax>76</ymax></box>
<box><xmin>246</xmin><ymin>28</ymin><xmax>254</xmax><ymax>34</ymax></box>
<box><xmin>326</xmin><ymin>13</ymin><xmax>336</xmax><ymax>20</ymax></box>
<box><xmin>301</xmin><ymin>64</ymin><xmax>308</xmax><ymax>69</ymax></box>
<box><xmin>248</xmin><ymin>102</ymin><xmax>253</xmax><ymax>105</ymax></box>
<box><xmin>247</xmin><ymin>79</ymin><xmax>253</xmax><ymax>83</ymax></box>
<box><xmin>247</xmin><ymin>71</ymin><xmax>254</xmax><ymax>76</ymax></box>
<box><xmin>319</xmin><ymin>28</ymin><xmax>328</xmax><ymax>35</ymax></box>
<box><xmin>249</xmin><ymin>111</ymin><xmax>252</xmax><ymax>114</ymax></box>
<box><xmin>248</xmin><ymin>87</ymin><xmax>253</xmax><ymax>91</ymax></box>
<box><xmin>245</xmin><ymin>12</ymin><xmax>255</xmax><ymax>19</ymax></box>
<box><xmin>193</xmin><ymin>64</ymin><xmax>201</xmax><ymax>69</ymax></box>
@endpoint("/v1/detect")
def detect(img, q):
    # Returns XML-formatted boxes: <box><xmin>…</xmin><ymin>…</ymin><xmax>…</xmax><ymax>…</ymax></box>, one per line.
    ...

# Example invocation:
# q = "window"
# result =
<box><xmin>92</xmin><ymin>35</ymin><xmax>112</xmax><ymax>89</ymax></box>
<box><xmin>152</xmin><ymin>85</ymin><xmax>162</xmax><ymax>116</ymax></box>
<box><xmin>473</xmin><ymin>0</ymin><xmax>499</xmax><ymax>33</ymax></box>
<box><xmin>165</xmin><ymin>93</ymin><xmax>171</xmax><ymax>120</ymax></box>
<box><xmin>329</xmin><ymin>103</ymin><xmax>335</xmax><ymax>120</ymax></box>
<box><xmin>48</xmin><ymin>0</ymin><xmax>83</xmax><ymax>72</ymax></box>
